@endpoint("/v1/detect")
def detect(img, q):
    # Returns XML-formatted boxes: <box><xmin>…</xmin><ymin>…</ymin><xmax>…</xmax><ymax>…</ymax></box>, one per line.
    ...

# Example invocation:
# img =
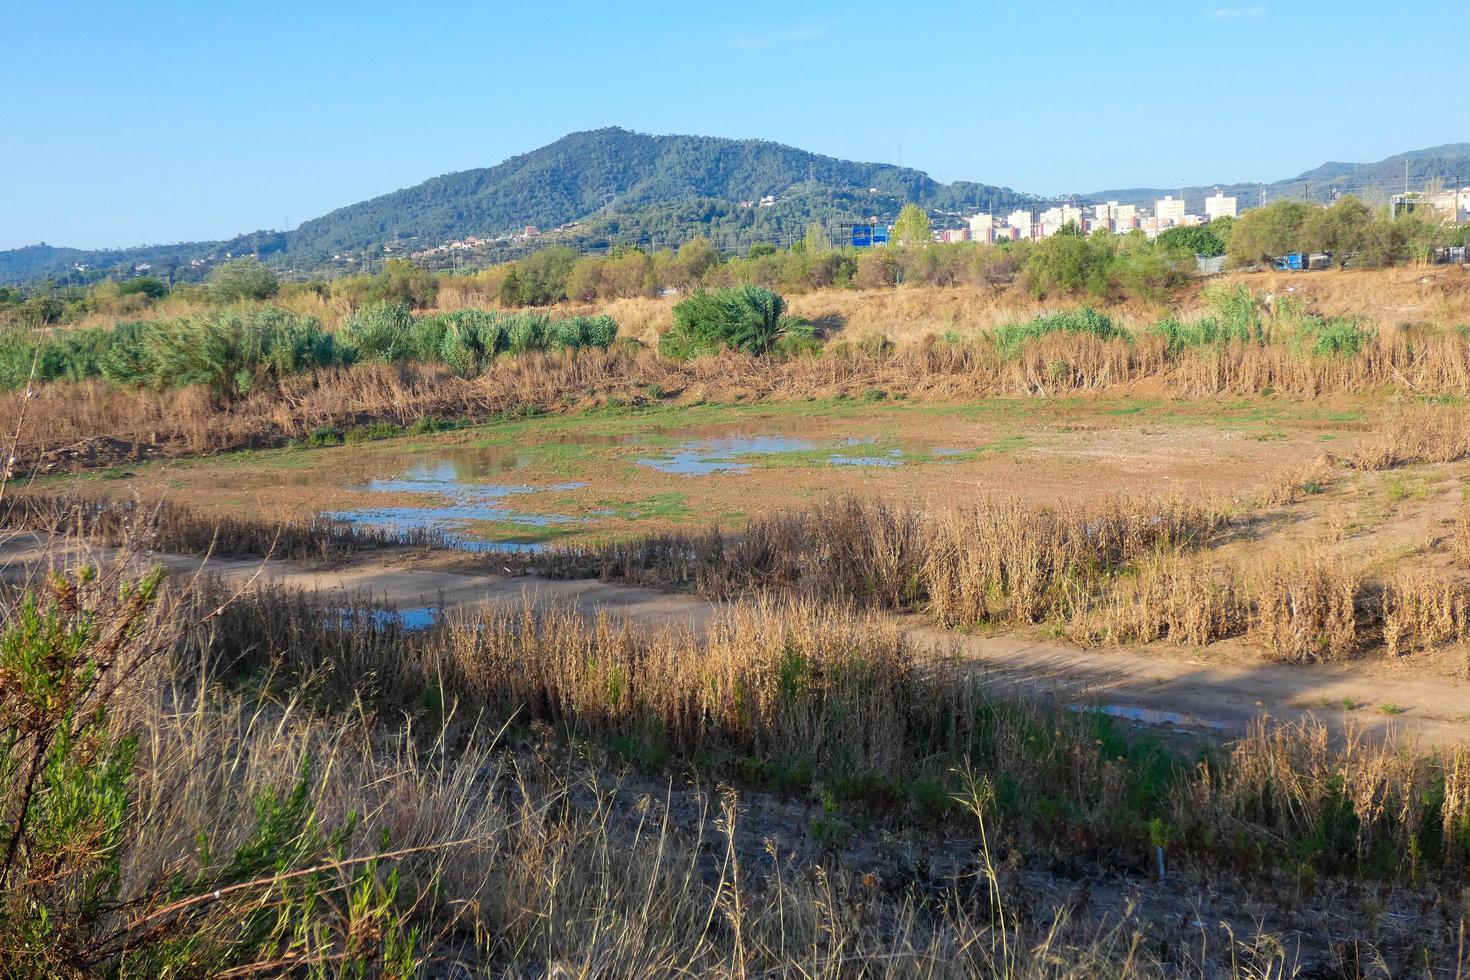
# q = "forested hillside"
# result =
<box><xmin>4</xmin><ymin>128</ymin><xmax>1467</xmax><ymax>286</ymax></box>
<box><xmin>283</xmin><ymin>128</ymin><xmax>1036</xmax><ymax>258</ymax></box>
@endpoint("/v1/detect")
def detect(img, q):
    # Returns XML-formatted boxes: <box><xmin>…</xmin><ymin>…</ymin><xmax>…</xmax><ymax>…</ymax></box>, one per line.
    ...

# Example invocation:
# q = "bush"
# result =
<box><xmin>208</xmin><ymin>258</ymin><xmax>279</xmax><ymax>303</ymax></box>
<box><xmin>125</xmin><ymin>309</ymin><xmax>343</xmax><ymax>400</ymax></box>
<box><xmin>338</xmin><ymin>302</ymin><xmax>417</xmax><ymax>362</ymax></box>
<box><xmin>550</xmin><ymin>315</ymin><xmax>619</xmax><ymax>351</ymax></box>
<box><xmin>992</xmin><ymin>308</ymin><xmax>1123</xmax><ymax>357</ymax></box>
<box><xmin>661</xmin><ymin>285</ymin><xmax>814</xmax><ymax>360</ymax></box>
<box><xmin>503</xmin><ymin>311</ymin><xmax>550</xmax><ymax>356</ymax></box>
<box><xmin>437</xmin><ymin>309</ymin><xmax>505</xmax><ymax>377</ymax></box>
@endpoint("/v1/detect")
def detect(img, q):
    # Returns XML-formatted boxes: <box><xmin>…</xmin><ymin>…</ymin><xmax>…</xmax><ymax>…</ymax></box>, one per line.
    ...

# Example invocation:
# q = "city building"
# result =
<box><xmin>1092</xmin><ymin>201</ymin><xmax>1137</xmax><ymax>233</ymax></box>
<box><xmin>1155</xmin><ymin>195</ymin><xmax>1186</xmax><ymax>228</ymax></box>
<box><xmin>967</xmin><ymin>212</ymin><xmax>995</xmax><ymax>244</ymax></box>
<box><xmin>1204</xmin><ymin>191</ymin><xmax>1238</xmax><ymax>221</ymax></box>
<box><xmin>1038</xmin><ymin>204</ymin><xmax>1084</xmax><ymax>237</ymax></box>
<box><xmin>1006</xmin><ymin>209</ymin><xmax>1034</xmax><ymax>240</ymax></box>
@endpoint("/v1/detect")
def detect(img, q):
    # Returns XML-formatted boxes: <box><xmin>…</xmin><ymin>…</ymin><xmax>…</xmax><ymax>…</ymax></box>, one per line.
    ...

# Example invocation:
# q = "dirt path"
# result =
<box><xmin>5</xmin><ymin>531</ymin><xmax>1467</xmax><ymax>747</ymax></box>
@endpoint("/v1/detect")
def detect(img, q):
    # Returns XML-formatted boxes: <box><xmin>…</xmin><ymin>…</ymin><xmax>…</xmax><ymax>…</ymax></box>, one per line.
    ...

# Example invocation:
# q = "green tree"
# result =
<box><xmin>510</xmin><ymin>247</ymin><xmax>579</xmax><ymax>305</ymax></box>
<box><xmin>1155</xmin><ymin>225</ymin><xmax>1225</xmax><ymax>258</ymax></box>
<box><xmin>208</xmin><ymin>258</ymin><xmax>279</xmax><ymax>303</ymax></box>
<box><xmin>1226</xmin><ymin>201</ymin><xmax>1312</xmax><ymax>267</ymax></box>
<box><xmin>117</xmin><ymin>276</ymin><xmax>168</xmax><ymax>299</ymax></box>
<box><xmin>361</xmin><ymin>259</ymin><xmax>439</xmax><ymax>308</ymax></box>
<box><xmin>1303</xmin><ymin>196</ymin><xmax>1374</xmax><ymax>268</ymax></box>
<box><xmin>891</xmin><ymin>204</ymin><xmax>933</xmax><ymax>247</ymax></box>
<box><xmin>1024</xmin><ymin>227</ymin><xmax>1113</xmax><ymax>298</ymax></box>
<box><xmin>803</xmin><ymin>221</ymin><xmax>831</xmax><ymax>254</ymax></box>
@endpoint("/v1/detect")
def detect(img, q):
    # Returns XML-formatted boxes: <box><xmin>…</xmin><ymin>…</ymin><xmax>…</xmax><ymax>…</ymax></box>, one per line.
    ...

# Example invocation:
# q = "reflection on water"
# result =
<box><xmin>1071</xmin><ymin>702</ymin><xmax>1228</xmax><ymax>731</ymax></box>
<box><xmin>637</xmin><ymin>435</ymin><xmax>817</xmax><ymax>475</ymax></box>
<box><xmin>321</xmin><ymin>424</ymin><xmax>976</xmax><ymax>545</ymax></box>
<box><xmin>330</xmin><ymin>606</ymin><xmax>438</xmax><ymax>631</ymax></box>
<box><xmin>326</xmin><ymin>458</ymin><xmax>586</xmax><ymax>552</ymax></box>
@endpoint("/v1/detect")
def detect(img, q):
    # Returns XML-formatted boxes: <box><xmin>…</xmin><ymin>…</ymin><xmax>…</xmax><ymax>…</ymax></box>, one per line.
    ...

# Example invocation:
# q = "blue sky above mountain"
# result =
<box><xmin>1</xmin><ymin>0</ymin><xmax>1464</xmax><ymax>250</ymax></box>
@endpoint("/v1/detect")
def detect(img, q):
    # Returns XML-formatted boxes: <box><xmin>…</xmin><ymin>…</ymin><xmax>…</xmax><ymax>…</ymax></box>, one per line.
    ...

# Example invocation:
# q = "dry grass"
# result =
<box><xmin>6</xmin><ymin>529</ymin><xmax>1470</xmax><ymax>973</ymax></box>
<box><xmin>1249</xmin><ymin>548</ymin><xmax>1361</xmax><ymax>663</ymax></box>
<box><xmin>1456</xmin><ymin>496</ymin><xmax>1470</xmax><ymax>565</ymax></box>
<box><xmin>1381</xmin><ymin>566</ymin><xmax>1470</xmax><ymax>659</ymax></box>
<box><xmin>6</xmin><ymin>325</ymin><xmax>1470</xmax><ymax>476</ymax></box>
<box><xmin>1350</xmin><ymin>402</ymin><xmax>1470</xmax><ymax>470</ymax></box>
<box><xmin>0</xmin><ymin>491</ymin><xmax>406</xmax><ymax>560</ymax></box>
<box><xmin>1068</xmin><ymin>552</ymin><xmax>1247</xmax><ymax>648</ymax></box>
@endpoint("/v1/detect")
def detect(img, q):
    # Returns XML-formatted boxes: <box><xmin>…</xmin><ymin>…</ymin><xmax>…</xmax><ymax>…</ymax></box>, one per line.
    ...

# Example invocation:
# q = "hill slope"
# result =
<box><xmin>0</xmin><ymin>128</ymin><xmax>1035</xmax><ymax>283</ymax></box>
<box><xmin>3</xmin><ymin>130</ymin><xmax>1467</xmax><ymax>285</ymax></box>
<box><xmin>284</xmin><ymin>128</ymin><xmax>1034</xmax><ymax>257</ymax></box>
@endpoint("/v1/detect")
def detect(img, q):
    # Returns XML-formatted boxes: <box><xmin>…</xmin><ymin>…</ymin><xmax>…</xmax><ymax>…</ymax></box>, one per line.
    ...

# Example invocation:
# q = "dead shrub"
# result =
<box><xmin>1380</xmin><ymin>566</ymin><xmax>1470</xmax><ymax>659</ymax></box>
<box><xmin>1250</xmin><ymin>549</ymin><xmax>1360</xmax><ymax>662</ymax></box>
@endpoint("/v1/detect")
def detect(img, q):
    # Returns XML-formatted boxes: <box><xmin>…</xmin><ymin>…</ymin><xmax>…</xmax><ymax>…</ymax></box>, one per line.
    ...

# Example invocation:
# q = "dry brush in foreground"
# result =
<box><xmin>5</xmin><ymin>546</ymin><xmax>1470</xmax><ymax>975</ymax></box>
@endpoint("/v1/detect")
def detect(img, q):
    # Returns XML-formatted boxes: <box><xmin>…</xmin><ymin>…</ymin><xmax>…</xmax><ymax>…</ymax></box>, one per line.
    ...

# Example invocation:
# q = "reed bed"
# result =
<box><xmin>5</xmin><ymin>538</ymin><xmax>1469</xmax><ymax>974</ymax></box>
<box><xmin>6</xmin><ymin>326</ymin><xmax>1470</xmax><ymax>474</ymax></box>
<box><xmin>14</xmin><ymin>488</ymin><xmax>1470</xmax><ymax>669</ymax></box>
<box><xmin>198</xmin><ymin>582</ymin><xmax>1470</xmax><ymax>884</ymax></box>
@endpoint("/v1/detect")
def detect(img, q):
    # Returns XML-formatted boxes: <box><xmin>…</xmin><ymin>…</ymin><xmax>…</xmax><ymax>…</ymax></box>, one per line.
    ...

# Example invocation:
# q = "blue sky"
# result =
<box><xmin>1</xmin><ymin>0</ymin><xmax>1462</xmax><ymax>250</ymax></box>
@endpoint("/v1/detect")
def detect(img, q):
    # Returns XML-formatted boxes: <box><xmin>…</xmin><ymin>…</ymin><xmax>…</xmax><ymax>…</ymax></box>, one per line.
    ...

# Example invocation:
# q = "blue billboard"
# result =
<box><xmin>851</xmin><ymin>224</ymin><xmax>890</xmax><ymax>248</ymax></box>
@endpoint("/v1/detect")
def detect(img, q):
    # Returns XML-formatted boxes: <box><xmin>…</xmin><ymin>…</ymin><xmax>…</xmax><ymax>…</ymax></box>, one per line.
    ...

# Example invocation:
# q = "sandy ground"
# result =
<box><xmin>7</xmin><ymin>530</ymin><xmax>1467</xmax><ymax>748</ymax></box>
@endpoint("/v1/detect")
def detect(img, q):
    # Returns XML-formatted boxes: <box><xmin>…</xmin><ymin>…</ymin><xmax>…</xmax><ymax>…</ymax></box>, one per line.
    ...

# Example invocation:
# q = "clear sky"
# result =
<box><xmin>1</xmin><ymin>0</ymin><xmax>1463</xmax><ymax>250</ymax></box>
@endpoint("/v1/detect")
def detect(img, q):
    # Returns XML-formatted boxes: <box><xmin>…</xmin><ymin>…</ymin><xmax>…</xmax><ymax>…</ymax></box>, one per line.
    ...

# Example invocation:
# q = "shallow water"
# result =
<box><xmin>1072</xmin><ymin>702</ymin><xmax>1228</xmax><ymax>731</ymax></box>
<box><xmin>331</xmin><ymin>606</ymin><xmax>439</xmax><ymax>631</ymax></box>
<box><xmin>325</xmin><ymin>424</ymin><xmax>974</xmax><ymax>545</ymax></box>
<box><xmin>325</xmin><ymin>458</ymin><xmax>585</xmax><ymax>550</ymax></box>
<box><xmin>636</xmin><ymin>435</ymin><xmax>817</xmax><ymax>475</ymax></box>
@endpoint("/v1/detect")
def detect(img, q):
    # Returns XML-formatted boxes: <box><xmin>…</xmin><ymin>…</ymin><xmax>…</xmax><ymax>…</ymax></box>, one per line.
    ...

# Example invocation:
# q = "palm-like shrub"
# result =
<box><xmin>338</xmin><ymin>302</ymin><xmax>416</xmax><ymax>362</ymax></box>
<box><xmin>661</xmin><ymin>285</ymin><xmax>813</xmax><ymax>360</ymax></box>
<box><xmin>437</xmin><ymin>310</ymin><xmax>506</xmax><ymax>377</ymax></box>
<box><xmin>503</xmin><ymin>312</ymin><xmax>550</xmax><ymax>356</ymax></box>
<box><xmin>550</xmin><ymin>315</ymin><xmax>618</xmax><ymax>351</ymax></box>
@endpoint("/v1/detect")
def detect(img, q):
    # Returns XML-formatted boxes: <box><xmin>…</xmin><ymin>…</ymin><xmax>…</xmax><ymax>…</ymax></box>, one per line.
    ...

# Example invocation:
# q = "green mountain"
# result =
<box><xmin>285</xmin><ymin>127</ymin><xmax>1034</xmax><ymax>257</ymax></box>
<box><xmin>0</xmin><ymin>128</ymin><xmax>1035</xmax><ymax>285</ymax></box>
<box><xmin>4</xmin><ymin>130</ymin><xmax>1467</xmax><ymax>285</ymax></box>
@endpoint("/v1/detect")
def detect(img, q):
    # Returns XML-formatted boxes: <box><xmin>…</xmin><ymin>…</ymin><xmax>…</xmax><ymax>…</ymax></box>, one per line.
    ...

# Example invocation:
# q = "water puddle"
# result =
<box><xmin>331</xmin><ymin>606</ymin><xmax>438</xmax><ymax>631</ymax></box>
<box><xmin>635</xmin><ymin>434</ymin><xmax>966</xmax><ymax>475</ymax></box>
<box><xmin>637</xmin><ymin>435</ymin><xmax>816</xmax><ymax>475</ymax></box>
<box><xmin>1071</xmin><ymin>703</ymin><xmax>1228</xmax><ymax>731</ymax></box>
<box><xmin>319</xmin><ymin>425</ymin><xmax>981</xmax><ymax>545</ymax></box>
<box><xmin>830</xmin><ymin>448</ymin><xmax>905</xmax><ymax>467</ymax></box>
<box><xmin>326</xmin><ymin>459</ymin><xmax>584</xmax><ymax>552</ymax></box>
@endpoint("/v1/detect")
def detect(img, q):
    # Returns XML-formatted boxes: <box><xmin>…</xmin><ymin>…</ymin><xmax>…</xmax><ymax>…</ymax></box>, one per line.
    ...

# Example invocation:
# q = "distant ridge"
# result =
<box><xmin>1081</xmin><ymin>143</ymin><xmax>1470</xmax><ymax>212</ymax></box>
<box><xmin>2</xmin><ymin>129</ymin><xmax>1467</xmax><ymax>284</ymax></box>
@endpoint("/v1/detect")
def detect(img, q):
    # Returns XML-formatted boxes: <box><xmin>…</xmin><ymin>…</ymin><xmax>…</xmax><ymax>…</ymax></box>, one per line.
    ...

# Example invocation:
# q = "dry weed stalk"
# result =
<box><xmin>1380</xmin><ymin>566</ymin><xmax>1470</xmax><ymax>659</ymax></box>
<box><xmin>1250</xmin><ymin>548</ymin><xmax>1360</xmax><ymax>663</ymax></box>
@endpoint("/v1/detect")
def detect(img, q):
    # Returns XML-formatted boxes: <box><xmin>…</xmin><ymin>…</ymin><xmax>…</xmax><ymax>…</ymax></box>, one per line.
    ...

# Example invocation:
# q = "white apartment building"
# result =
<box><xmin>1155</xmin><ymin>195</ymin><xmax>1186</xmax><ymax>227</ymax></box>
<box><xmin>968</xmin><ymin>212</ymin><xmax>995</xmax><ymax>244</ymax></box>
<box><xmin>1204</xmin><ymin>190</ymin><xmax>1238</xmax><ymax>221</ymax></box>
<box><xmin>1038</xmin><ymin>204</ymin><xmax>1085</xmax><ymax>237</ymax></box>
<box><xmin>1093</xmin><ymin>201</ymin><xmax>1138</xmax><ymax>232</ymax></box>
<box><xmin>1007</xmin><ymin>209</ymin><xmax>1034</xmax><ymax>239</ymax></box>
